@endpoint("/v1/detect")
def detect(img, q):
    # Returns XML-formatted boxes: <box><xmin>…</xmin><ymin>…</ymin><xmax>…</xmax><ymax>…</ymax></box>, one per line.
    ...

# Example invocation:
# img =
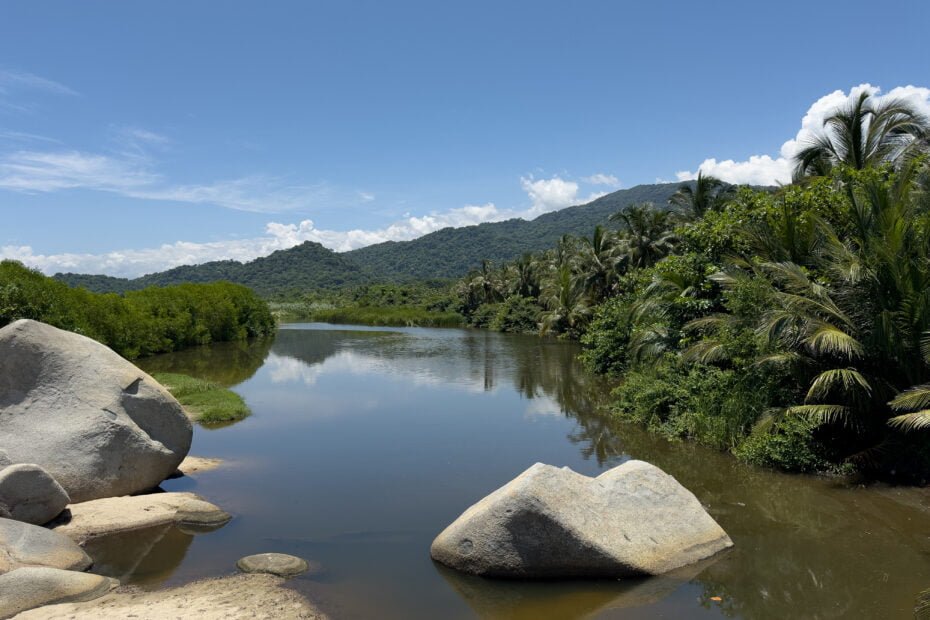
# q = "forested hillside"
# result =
<box><xmin>56</xmin><ymin>240</ymin><xmax>369</xmax><ymax>296</ymax></box>
<box><xmin>55</xmin><ymin>183</ymin><xmax>685</xmax><ymax>295</ymax></box>
<box><xmin>345</xmin><ymin>182</ymin><xmax>683</xmax><ymax>279</ymax></box>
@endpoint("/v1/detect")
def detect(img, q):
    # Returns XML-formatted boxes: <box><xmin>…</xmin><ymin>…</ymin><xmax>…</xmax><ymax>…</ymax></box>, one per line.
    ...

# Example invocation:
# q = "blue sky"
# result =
<box><xmin>1</xmin><ymin>0</ymin><xmax>928</xmax><ymax>277</ymax></box>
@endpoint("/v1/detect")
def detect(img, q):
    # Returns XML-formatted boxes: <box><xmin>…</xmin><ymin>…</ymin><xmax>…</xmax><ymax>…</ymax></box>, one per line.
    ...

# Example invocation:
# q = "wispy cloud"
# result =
<box><xmin>676</xmin><ymin>84</ymin><xmax>930</xmax><ymax>185</ymax></box>
<box><xmin>583</xmin><ymin>173</ymin><xmax>621</xmax><ymax>187</ymax></box>
<box><xmin>0</xmin><ymin>147</ymin><xmax>348</xmax><ymax>214</ymax></box>
<box><xmin>0</xmin><ymin>69</ymin><xmax>78</xmax><ymax>97</ymax></box>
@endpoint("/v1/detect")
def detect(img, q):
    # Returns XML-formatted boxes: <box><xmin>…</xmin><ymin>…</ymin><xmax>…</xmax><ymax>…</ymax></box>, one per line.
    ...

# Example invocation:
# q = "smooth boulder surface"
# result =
<box><xmin>0</xmin><ymin>464</ymin><xmax>70</xmax><ymax>525</ymax></box>
<box><xmin>48</xmin><ymin>492</ymin><xmax>227</xmax><ymax>543</ymax></box>
<box><xmin>0</xmin><ymin>319</ymin><xmax>193</xmax><ymax>503</ymax></box>
<box><xmin>237</xmin><ymin>553</ymin><xmax>311</xmax><ymax>577</ymax></box>
<box><xmin>431</xmin><ymin>460</ymin><xmax>733</xmax><ymax>578</ymax></box>
<box><xmin>0</xmin><ymin>518</ymin><xmax>91</xmax><ymax>574</ymax></box>
<box><xmin>0</xmin><ymin>567</ymin><xmax>117</xmax><ymax>618</ymax></box>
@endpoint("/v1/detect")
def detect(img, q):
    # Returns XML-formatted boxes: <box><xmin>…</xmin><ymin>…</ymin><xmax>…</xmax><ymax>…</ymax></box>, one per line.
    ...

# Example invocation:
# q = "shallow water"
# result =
<box><xmin>109</xmin><ymin>323</ymin><xmax>930</xmax><ymax>619</ymax></box>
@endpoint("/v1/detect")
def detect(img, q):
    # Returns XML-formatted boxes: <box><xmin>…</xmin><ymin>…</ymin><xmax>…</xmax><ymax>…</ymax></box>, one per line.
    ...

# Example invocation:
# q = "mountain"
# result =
<box><xmin>345</xmin><ymin>182</ymin><xmax>683</xmax><ymax>279</ymax></box>
<box><xmin>56</xmin><ymin>240</ymin><xmax>368</xmax><ymax>296</ymax></box>
<box><xmin>54</xmin><ymin>182</ymin><xmax>685</xmax><ymax>294</ymax></box>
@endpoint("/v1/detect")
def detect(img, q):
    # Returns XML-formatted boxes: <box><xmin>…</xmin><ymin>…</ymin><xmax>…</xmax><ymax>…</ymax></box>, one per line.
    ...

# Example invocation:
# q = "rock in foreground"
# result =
<box><xmin>0</xmin><ymin>464</ymin><xmax>70</xmax><ymax>525</ymax></box>
<box><xmin>0</xmin><ymin>567</ymin><xmax>117</xmax><ymax>618</ymax></box>
<box><xmin>0</xmin><ymin>518</ymin><xmax>91</xmax><ymax>574</ymax></box>
<box><xmin>10</xmin><ymin>573</ymin><xmax>326</xmax><ymax>620</ymax></box>
<box><xmin>0</xmin><ymin>320</ymin><xmax>193</xmax><ymax>503</ymax></box>
<box><xmin>431</xmin><ymin>460</ymin><xmax>732</xmax><ymax>578</ymax></box>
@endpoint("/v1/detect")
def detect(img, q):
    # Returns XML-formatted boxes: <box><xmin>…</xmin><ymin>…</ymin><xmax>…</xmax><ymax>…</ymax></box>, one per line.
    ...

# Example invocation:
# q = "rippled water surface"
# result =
<box><xmin>105</xmin><ymin>324</ymin><xmax>930</xmax><ymax>619</ymax></box>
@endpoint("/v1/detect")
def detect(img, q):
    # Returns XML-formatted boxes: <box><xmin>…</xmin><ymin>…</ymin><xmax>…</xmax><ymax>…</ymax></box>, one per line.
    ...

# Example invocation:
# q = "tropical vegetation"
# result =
<box><xmin>0</xmin><ymin>260</ymin><xmax>275</xmax><ymax>359</ymax></box>
<box><xmin>152</xmin><ymin>372</ymin><xmax>251</xmax><ymax>424</ymax></box>
<box><xmin>449</xmin><ymin>91</ymin><xmax>930</xmax><ymax>478</ymax></box>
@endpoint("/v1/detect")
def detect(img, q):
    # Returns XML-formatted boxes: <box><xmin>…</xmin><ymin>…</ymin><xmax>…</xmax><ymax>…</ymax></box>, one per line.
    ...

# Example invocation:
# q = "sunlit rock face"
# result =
<box><xmin>431</xmin><ymin>460</ymin><xmax>732</xmax><ymax>578</ymax></box>
<box><xmin>0</xmin><ymin>319</ymin><xmax>192</xmax><ymax>503</ymax></box>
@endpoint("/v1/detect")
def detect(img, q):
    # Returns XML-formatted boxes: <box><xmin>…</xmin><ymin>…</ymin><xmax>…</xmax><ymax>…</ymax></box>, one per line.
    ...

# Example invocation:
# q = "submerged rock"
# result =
<box><xmin>0</xmin><ymin>464</ymin><xmax>70</xmax><ymax>525</ymax></box>
<box><xmin>0</xmin><ymin>319</ymin><xmax>193</xmax><ymax>503</ymax></box>
<box><xmin>0</xmin><ymin>567</ymin><xmax>117</xmax><ymax>618</ymax></box>
<box><xmin>431</xmin><ymin>460</ymin><xmax>732</xmax><ymax>578</ymax></box>
<box><xmin>237</xmin><ymin>553</ymin><xmax>312</xmax><ymax>577</ymax></box>
<box><xmin>0</xmin><ymin>518</ymin><xmax>91</xmax><ymax>574</ymax></box>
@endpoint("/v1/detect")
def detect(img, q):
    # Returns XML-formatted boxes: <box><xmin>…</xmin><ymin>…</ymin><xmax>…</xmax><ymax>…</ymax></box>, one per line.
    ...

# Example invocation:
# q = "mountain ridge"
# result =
<box><xmin>54</xmin><ymin>182</ymin><xmax>686</xmax><ymax>295</ymax></box>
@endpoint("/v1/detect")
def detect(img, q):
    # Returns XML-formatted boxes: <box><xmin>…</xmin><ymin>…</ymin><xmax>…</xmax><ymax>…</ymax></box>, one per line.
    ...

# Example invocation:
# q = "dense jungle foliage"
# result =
<box><xmin>449</xmin><ymin>92</ymin><xmax>930</xmax><ymax>478</ymax></box>
<box><xmin>0</xmin><ymin>260</ymin><xmax>275</xmax><ymax>359</ymax></box>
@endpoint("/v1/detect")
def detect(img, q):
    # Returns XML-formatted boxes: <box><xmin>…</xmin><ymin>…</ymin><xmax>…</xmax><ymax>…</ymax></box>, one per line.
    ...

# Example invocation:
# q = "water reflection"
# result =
<box><xmin>84</xmin><ymin>525</ymin><xmax>194</xmax><ymax>587</ymax></box>
<box><xmin>141</xmin><ymin>338</ymin><xmax>273</xmax><ymax>386</ymax></box>
<box><xmin>138</xmin><ymin>324</ymin><xmax>930</xmax><ymax>619</ymax></box>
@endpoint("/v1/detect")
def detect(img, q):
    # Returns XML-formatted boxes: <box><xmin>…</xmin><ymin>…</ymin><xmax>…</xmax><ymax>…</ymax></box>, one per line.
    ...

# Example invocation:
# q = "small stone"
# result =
<box><xmin>0</xmin><ymin>463</ymin><xmax>70</xmax><ymax>525</ymax></box>
<box><xmin>237</xmin><ymin>553</ymin><xmax>311</xmax><ymax>578</ymax></box>
<box><xmin>0</xmin><ymin>567</ymin><xmax>117</xmax><ymax>618</ymax></box>
<box><xmin>0</xmin><ymin>449</ymin><xmax>12</xmax><ymax>469</ymax></box>
<box><xmin>175</xmin><ymin>499</ymin><xmax>231</xmax><ymax>533</ymax></box>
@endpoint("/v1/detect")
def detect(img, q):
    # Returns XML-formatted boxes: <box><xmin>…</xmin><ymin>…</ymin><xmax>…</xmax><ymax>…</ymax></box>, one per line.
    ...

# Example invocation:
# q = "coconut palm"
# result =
<box><xmin>793</xmin><ymin>91</ymin><xmax>929</xmax><ymax>180</ymax></box>
<box><xmin>576</xmin><ymin>225</ymin><xmax>622</xmax><ymax>302</ymax></box>
<box><xmin>540</xmin><ymin>263</ymin><xmax>590</xmax><ymax>337</ymax></box>
<box><xmin>693</xmin><ymin>165</ymin><xmax>930</xmax><ymax>462</ymax></box>
<box><xmin>610</xmin><ymin>203</ymin><xmax>678</xmax><ymax>269</ymax></box>
<box><xmin>669</xmin><ymin>172</ymin><xmax>731</xmax><ymax>219</ymax></box>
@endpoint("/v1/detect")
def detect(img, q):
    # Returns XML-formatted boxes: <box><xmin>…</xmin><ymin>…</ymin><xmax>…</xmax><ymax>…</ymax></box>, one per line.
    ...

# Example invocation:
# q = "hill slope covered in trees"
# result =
<box><xmin>55</xmin><ymin>182</ymin><xmax>684</xmax><ymax>295</ymax></box>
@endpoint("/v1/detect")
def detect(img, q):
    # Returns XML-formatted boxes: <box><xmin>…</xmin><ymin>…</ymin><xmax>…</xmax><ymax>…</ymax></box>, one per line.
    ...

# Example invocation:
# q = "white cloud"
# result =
<box><xmin>676</xmin><ymin>84</ymin><xmax>930</xmax><ymax>185</ymax></box>
<box><xmin>520</xmin><ymin>175</ymin><xmax>606</xmax><ymax>216</ymax></box>
<box><xmin>0</xmin><ymin>201</ymin><xmax>515</xmax><ymax>277</ymax></box>
<box><xmin>583</xmin><ymin>173</ymin><xmax>621</xmax><ymax>187</ymax></box>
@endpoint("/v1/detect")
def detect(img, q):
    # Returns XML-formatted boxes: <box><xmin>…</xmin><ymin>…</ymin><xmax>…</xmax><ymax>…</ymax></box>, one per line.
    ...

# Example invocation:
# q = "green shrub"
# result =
<box><xmin>736</xmin><ymin>415</ymin><xmax>830</xmax><ymax>473</ymax></box>
<box><xmin>490</xmin><ymin>296</ymin><xmax>541</xmax><ymax>333</ymax></box>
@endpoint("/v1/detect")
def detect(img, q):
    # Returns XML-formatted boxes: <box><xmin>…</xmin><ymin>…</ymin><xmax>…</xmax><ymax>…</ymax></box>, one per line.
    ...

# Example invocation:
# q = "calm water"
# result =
<box><xmin>93</xmin><ymin>323</ymin><xmax>930</xmax><ymax>619</ymax></box>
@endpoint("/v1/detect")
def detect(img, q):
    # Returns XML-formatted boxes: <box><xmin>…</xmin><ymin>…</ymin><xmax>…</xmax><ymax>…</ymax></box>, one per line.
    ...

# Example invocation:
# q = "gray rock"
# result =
<box><xmin>0</xmin><ymin>517</ymin><xmax>92</xmax><ymax>574</ymax></box>
<box><xmin>237</xmin><ymin>553</ymin><xmax>312</xmax><ymax>577</ymax></box>
<box><xmin>0</xmin><ymin>450</ymin><xmax>11</xmax><ymax>470</ymax></box>
<box><xmin>175</xmin><ymin>499</ymin><xmax>232</xmax><ymax>533</ymax></box>
<box><xmin>0</xmin><ymin>464</ymin><xmax>70</xmax><ymax>525</ymax></box>
<box><xmin>430</xmin><ymin>460</ymin><xmax>733</xmax><ymax>578</ymax></box>
<box><xmin>0</xmin><ymin>567</ymin><xmax>117</xmax><ymax>618</ymax></box>
<box><xmin>0</xmin><ymin>319</ymin><xmax>193</xmax><ymax>503</ymax></box>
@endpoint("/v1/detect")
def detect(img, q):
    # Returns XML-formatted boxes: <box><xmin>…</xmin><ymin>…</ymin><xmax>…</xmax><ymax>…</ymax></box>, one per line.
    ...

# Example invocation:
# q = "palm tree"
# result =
<box><xmin>576</xmin><ymin>225</ymin><xmax>622</xmax><ymax>303</ymax></box>
<box><xmin>610</xmin><ymin>203</ymin><xmax>678</xmax><ymax>269</ymax></box>
<box><xmin>793</xmin><ymin>91</ymin><xmax>929</xmax><ymax>180</ymax></box>
<box><xmin>694</xmin><ymin>165</ymin><xmax>930</xmax><ymax>463</ymax></box>
<box><xmin>540</xmin><ymin>263</ymin><xmax>590</xmax><ymax>337</ymax></box>
<box><xmin>669</xmin><ymin>172</ymin><xmax>731</xmax><ymax>219</ymax></box>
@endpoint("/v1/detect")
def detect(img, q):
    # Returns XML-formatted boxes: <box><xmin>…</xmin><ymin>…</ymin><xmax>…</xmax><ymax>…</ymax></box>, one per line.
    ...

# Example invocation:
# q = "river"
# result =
<box><xmin>91</xmin><ymin>323</ymin><xmax>930</xmax><ymax>619</ymax></box>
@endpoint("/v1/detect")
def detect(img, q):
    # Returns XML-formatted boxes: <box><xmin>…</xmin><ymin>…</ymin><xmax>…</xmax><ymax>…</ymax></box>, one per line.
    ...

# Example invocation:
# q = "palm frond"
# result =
<box><xmin>805</xmin><ymin>368</ymin><xmax>872</xmax><ymax>402</ymax></box>
<box><xmin>889</xmin><ymin>383</ymin><xmax>930</xmax><ymax>411</ymax></box>
<box><xmin>804</xmin><ymin>323</ymin><xmax>864</xmax><ymax>360</ymax></box>
<box><xmin>787</xmin><ymin>404</ymin><xmax>851</xmax><ymax>425</ymax></box>
<box><xmin>887</xmin><ymin>411</ymin><xmax>930</xmax><ymax>432</ymax></box>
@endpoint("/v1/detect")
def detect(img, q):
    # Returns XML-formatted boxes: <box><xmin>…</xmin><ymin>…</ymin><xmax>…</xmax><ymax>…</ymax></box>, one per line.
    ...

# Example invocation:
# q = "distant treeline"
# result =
<box><xmin>0</xmin><ymin>260</ymin><xmax>275</xmax><ymax>359</ymax></box>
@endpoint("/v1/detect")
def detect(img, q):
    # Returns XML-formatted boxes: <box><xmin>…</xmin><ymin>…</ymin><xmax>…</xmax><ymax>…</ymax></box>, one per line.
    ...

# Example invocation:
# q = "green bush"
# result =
<box><xmin>490</xmin><ymin>296</ymin><xmax>541</xmax><ymax>333</ymax></box>
<box><xmin>736</xmin><ymin>415</ymin><xmax>830</xmax><ymax>473</ymax></box>
<box><xmin>0</xmin><ymin>260</ymin><xmax>275</xmax><ymax>359</ymax></box>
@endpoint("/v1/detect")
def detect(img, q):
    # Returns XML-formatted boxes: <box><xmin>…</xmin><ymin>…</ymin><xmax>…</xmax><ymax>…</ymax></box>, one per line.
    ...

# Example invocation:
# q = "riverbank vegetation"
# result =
<box><xmin>0</xmin><ymin>261</ymin><xmax>275</xmax><ymax>359</ymax></box>
<box><xmin>270</xmin><ymin>282</ymin><xmax>464</xmax><ymax>327</ymax></box>
<box><xmin>152</xmin><ymin>372</ymin><xmax>251</xmax><ymax>424</ymax></box>
<box><xmin>447</xmin><ymin>92</ymin><xmax>930</xmax><ymax>479</ymax></box>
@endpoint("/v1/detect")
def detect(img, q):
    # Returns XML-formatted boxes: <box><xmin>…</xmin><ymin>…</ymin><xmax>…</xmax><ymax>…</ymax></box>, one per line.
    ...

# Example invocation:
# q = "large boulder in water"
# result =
<box><xmin>0</xmin><ymin>320</ymin><xmax>193</xmax><ymax>503</ymax></box>
<box><xmin>431</xmin><ymin>460</ymin><xmax>732</xmax><ymax>578</ymax></box>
